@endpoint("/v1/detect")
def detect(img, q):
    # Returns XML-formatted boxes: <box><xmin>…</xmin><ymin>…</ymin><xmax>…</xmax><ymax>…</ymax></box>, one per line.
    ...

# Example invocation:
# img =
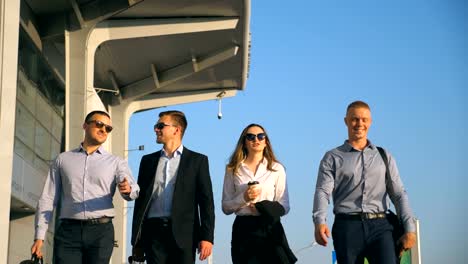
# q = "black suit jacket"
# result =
<box><xmin>131</xmin><ymin>147</ymin><xmax>215</xmax><ymax>249</ymax></box>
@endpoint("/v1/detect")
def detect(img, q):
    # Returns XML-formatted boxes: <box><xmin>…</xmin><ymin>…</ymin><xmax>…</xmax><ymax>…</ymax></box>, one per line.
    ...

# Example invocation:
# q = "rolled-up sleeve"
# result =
<box><xmin>117</xmin><ymin>158</ymin><xmax>140</xmax><ymax>201</ymax></box>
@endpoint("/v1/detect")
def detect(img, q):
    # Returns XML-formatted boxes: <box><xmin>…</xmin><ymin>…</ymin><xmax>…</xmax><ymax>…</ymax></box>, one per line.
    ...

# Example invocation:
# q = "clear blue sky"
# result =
<box><xmin>125</xmin><ymin>1</ymin><xmax>467</xmax><ymax>263</ymax></box>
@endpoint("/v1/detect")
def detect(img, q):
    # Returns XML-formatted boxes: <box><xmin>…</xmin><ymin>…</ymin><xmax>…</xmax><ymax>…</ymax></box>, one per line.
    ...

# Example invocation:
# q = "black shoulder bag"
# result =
<box><xmin>377</xmin><ymin>147</ymin><xmax>404</xmax><ymax>260</ymax></box>
<box><xmin>19</xmin><ymin>254</ymin><xmax>43</xmax><ymax>264</ymax></box>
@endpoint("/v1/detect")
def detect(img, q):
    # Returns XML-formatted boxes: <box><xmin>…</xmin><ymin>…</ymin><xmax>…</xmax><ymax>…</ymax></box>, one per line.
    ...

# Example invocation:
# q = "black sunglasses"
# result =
<box><xmin>87</xmin><ymin>120</ymin><xmax>113</xmax><ymax>133</ymax></box>
<box><xmin>154</xmin><ymin>122</ymin><xmax>176</xmax><ymax>130</ymax></box>
<box><xmin>245</xmin><ymin>133</ymin><xmax>267</xmax><ymax>141</ymax></box>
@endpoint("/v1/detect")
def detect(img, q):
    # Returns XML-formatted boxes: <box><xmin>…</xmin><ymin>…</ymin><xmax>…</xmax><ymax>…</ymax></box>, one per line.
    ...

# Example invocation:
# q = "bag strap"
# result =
<box><xmin>31</xmin><ymin>254</ymin><xmax>43</xmax><ymax>264</ymax></box>
<box><xmin>377</xmin><ymin>146</ymin><xmax>392</xmax><ymax>194</ymax></box>
<box><xmin>377</xmin><ymin>146</ymin><xmax>399</xmax><ymax>214</ymax></box>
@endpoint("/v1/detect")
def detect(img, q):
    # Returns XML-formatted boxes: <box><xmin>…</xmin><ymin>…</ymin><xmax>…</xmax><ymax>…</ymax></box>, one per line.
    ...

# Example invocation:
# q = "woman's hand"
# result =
<box><xmin>244</xmin><ymin>184</ymin><xmax>261</xmax><ymax>202</ymax></box>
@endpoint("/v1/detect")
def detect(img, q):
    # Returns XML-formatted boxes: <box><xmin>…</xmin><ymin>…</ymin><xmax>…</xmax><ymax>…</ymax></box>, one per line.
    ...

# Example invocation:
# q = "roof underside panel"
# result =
<box><xmin>22</xmin><ymin>0</ymin><xmax>250</xmax><ymax>106</ymax></box>
<box><xmin>93</xmin><ymin>0</ymin><xmax>249</xmax><ymax>105</ymax></box>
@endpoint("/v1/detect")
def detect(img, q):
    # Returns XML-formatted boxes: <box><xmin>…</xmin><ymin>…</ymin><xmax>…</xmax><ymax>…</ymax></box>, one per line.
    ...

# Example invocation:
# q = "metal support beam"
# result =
<box><xmin>89</xmin><ymin>17</ymin><xmax>239</xmax><ymax>45</ymax></box>
<box><xmin>151</xmin><ymin>64</ymin><xmax>160</xmax><ymax>89</ymax></box>
<box><xmin>192</xmin><ymin>55</ymin><xmax>199</xmax><ymax>72</ymax></box>
<box><xmin>126</xmin><ymin>88</ymin><xmax>238</xmax><ymax>115</ymax></box>
<box><xmin>108</xmin><ymin>71</ymin><xmax>120</xmax><ymax>95</ymax></box>
<box><xmin>120</xmin><ymin>46</ymin><xmax>239</xmax><ymax>101</ymax></box>
<box><xmin>70</xmin><ymin>0</ymin><xmax>86</xmax><ymax>28</ymax></box>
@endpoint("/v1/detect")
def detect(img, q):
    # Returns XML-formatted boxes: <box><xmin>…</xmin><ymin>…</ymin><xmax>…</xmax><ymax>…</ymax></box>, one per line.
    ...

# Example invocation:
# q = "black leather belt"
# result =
<box><xmin>61</xmin><ymin>217</ymin><xmax>113</xmax><ymax>225</ymax></box>
<box><xmin>336</xmin><ymin>212</ymin><xmax>387</xmax><ymax>220</ymax></box>
<box><xmin>146</xmin><ymin>217</ymin><xmax>171</xmax><ymax>227</ymax></box>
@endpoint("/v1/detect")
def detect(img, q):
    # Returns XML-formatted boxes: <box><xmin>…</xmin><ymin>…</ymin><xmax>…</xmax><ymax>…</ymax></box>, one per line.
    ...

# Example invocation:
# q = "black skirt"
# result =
<box><xmin>231</xmin><ymin>215</ymin><xmax>296</xmax><ymax>264</ymax></box>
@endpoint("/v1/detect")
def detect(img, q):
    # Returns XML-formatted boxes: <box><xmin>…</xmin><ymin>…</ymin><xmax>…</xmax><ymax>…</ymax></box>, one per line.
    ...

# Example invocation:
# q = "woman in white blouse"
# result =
<box><xmin>222</xmin><ymin>124</ymin><xmax>296</xmax><ymax>264</ymax></box>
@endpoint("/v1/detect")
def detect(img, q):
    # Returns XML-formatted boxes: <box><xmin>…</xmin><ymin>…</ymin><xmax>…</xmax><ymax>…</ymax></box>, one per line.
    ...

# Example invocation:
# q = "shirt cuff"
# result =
<box><xmin>404</xmin><ymin>218</ymin><xmax>417</xmax><ymax>233</ymax></box>
<box><xmin>35</xmin><ymin>227</ymin><xmax>47</xmax><ymax>241</ymax></box>
<box><xmin>313</xmin><ymin>216</ymin><xmax>326</xmax><ymax>225</ymax></box>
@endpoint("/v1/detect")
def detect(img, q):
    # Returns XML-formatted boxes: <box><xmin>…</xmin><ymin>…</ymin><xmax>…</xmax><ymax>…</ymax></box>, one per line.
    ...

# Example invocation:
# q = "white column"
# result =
<box><xmin>0</xmin><ymin>0</ymin><xmax>21</xmax><ymax>263</ymax></box>
<box><xmin>65</xmin><ymin>27</ymin><xmax>107</xmax><ymax>149</ymax></box>
<box><xmin>108</xmin><ymin>103</ymin><xmax>131</xmax><ymax>264</ymax></box>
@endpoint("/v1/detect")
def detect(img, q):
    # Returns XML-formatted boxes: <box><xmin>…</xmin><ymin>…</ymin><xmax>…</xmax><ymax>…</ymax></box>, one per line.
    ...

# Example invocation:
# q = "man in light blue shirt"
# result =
<box><xmin>31</xmin><ymin>110</ymin><xmax>139</xmax><ymax>264</ymax></box>
<box><xmin>313</xmin><ymin>101</ymin><xmax>417</xmax><ymax>264</ymax></box>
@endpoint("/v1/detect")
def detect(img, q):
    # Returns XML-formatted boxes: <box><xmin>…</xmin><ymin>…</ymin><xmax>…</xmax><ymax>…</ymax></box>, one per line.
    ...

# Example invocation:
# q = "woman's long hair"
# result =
<box><xmin>227</xmin><ymin>123</ymin><xmax>280</xmax><ymax>176</ymax></box>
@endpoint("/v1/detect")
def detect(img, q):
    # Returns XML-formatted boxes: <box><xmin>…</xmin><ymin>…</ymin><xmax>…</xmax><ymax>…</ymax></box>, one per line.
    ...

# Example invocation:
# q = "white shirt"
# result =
<box><xmin>222</xmin><ymin>158</ymin><xmax>290</xmax><ymax>216</ymax></box>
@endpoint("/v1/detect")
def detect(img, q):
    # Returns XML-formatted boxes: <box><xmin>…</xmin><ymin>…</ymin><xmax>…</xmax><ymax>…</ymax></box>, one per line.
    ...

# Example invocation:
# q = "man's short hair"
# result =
<box><xmin>159</xmin><ymin>110</ymin><xmax>188</xmax><ymax>136</ymax></box>
<box><xmin>85</xmin><ymin>110</ymin><xmax>110</xmax><ymax>123</ymax></box>
<box><xmin>346</xmin><ymin>100</ymin><xmax>371</xmax><ymax>114</ymax></box>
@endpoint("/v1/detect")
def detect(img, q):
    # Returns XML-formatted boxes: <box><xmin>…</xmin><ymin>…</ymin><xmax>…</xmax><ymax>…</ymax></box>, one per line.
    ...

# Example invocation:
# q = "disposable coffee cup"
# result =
<box><xmin>247</xmin><ymin>181</ymin><xmax>261</xmax><ymax>203</ymax></box>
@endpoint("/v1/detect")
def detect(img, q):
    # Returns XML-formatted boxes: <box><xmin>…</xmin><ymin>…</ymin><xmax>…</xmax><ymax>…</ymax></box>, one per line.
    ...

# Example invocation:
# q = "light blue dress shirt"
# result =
<box><xmin>146</xmin><ymin>145</ymin><xmax>183</xmax><ymax>218</ymax></box>
<box><xmin>313</xmin><ymin>140</ymin><xmax>416</xmax><ymax>232</ymax></box>
<box><xmin>34</xmin><ymin>145</ymin><xmax>139</xmax><ymax>240</ymax></box>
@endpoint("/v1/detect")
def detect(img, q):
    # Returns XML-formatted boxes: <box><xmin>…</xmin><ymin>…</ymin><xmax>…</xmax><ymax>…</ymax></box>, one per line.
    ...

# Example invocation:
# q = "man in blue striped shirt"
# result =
<box><xmin>313</xmin><ymin>101</ymin><xmax>417</xmax><ymax>264</ymax></box>
<box><xmin>31</xmin><ymin>110</ymin><xmax>139</xmax><ymax>264</ymax></box>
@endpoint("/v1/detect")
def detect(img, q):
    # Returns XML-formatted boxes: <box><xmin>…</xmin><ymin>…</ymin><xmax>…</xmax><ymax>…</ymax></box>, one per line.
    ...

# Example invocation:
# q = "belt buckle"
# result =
<box><xmin>159</xmin><ymin>217</ymin><xmax>170</xmax><ymax>227</ymax></box>
<box><xmin>363</xmin><ymin>213</ymin><xmax>384</xmax><ymax>220</ymax></box>
<box><xmin>162</xmin><ymin>218</ymin><xmax>169</xmax><ymax>227</ymax></box>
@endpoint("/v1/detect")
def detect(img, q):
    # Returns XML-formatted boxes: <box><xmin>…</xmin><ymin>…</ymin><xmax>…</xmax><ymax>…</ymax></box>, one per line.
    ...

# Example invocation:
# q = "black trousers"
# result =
<box><xmin>231</xmin><ymin>216</ymin><xmax>281</xmax><ymax>264</ymax></box>
<box><xmin>332</xmin><ymin>217</ymin><xmax>397</xmax><ymax>264</ymax></box>
<box><xmin>142</xmin><ymin>218</ymin><xmax>195</xmax><ymax>264</ymax></box>
<box><xmin>53</xmin><ymin>220</ymin><xmax>114</xmax><ymax>264</ymax></box>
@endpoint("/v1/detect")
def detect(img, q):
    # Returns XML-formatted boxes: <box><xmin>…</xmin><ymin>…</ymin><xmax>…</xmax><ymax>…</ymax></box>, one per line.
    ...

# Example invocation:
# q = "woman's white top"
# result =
<box><xmin>222</xmin><ymin>158</ymin><xmax>290</xmax><ymax>216</ymax></box>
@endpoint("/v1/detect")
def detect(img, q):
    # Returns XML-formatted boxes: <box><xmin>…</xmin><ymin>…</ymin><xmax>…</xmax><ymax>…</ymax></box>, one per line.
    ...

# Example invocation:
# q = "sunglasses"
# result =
<box><xmin>245</xmin><ymin>133</ymin><xmax>267</xmax><ymax>141</ymax></box>
<box><xmin>87</xmin><ymin>120</ymin><xmax>113</xmax><ymax>133</ymax></box>
<box><xmin>154</xmin><ymin>122</ymin><xmax>176</xmax><ymax>130</ymax></box>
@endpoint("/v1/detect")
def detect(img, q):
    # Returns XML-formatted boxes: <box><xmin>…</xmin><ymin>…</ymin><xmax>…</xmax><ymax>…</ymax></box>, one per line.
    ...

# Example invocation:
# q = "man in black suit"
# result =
<box><xmin>131</xmin><ymin>110</ymin><xmax>215</xmax><ymax>264</ymax></box>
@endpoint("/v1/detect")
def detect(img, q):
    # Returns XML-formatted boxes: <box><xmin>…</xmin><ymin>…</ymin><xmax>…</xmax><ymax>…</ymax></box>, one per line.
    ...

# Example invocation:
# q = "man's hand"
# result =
<box><xmin>314</xmin><ymin>223</ymin><xmax>331</xmax><ymax>246</ymax></box>
<box><xmin>118</xmin><ymin>177</ymin><xmax>131</xmax><ymax>195</ymax></box>
<box><xmin>31</xmin><ymin>239</ymin><xmax>44</xmax><ymax>258</ymax></box>
<box><xmin>397</xmin><ymin>232</ymin><xmax>417</xmax><ymax>257</ymax></box>
<box><xmin>131</xmin><ymin>246</ymin><xmax>145</xmax><ymax>262</ymax></box>
<box><xmin>197</xmin><ymin>240</ymin><xmax>213</xmax><ymax>261</ymax></box>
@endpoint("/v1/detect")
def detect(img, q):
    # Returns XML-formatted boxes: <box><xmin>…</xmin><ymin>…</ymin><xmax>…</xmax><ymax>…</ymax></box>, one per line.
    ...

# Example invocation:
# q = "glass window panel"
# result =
<box><xmin>33</xmin><ymin>155</ymin><xmax>50</xmax><ymax>174</ymax></box>
<box><xmin>35</xmin><ymin>94</ymin><xmax>52</xmax><ymax>130</ymax></box>
<box><xmin>15</xmin><ymin>102</ymin><xmax>35</xmax><ymax>148</ymax></box>
<box><xmin>34</xmin><ymin>123</ymin><xmax>51</xmax><ymax>162</ymax></box>
<box><xmin>51</xmin><ymin>111</ymin><xmax>63</xmax><ymax>142</ymax></box>
<box><xmin>16</xmin><ymin>69</ymin><xmax>36</xmax><ymax>113</ymax></box>
<box><xmin>14</xmin><ymin>138</ymin><xmax>34</xmax><ymax>164</ymax></box>
<box><xmin>15</xmin><ymin>27</ymin><xmax>65</xmax><ymax>177</ymax></box>
<box><xmin>50</xmin><ymin>138</ymin><xmax>60</xmax><ymax>162</ymax></box>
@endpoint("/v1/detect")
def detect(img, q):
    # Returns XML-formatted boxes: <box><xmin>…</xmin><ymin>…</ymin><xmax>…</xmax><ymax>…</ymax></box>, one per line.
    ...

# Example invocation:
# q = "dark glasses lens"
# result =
<box><xmin>154</xmin><ymin>122</ymin><xmax>171</xmax><ymax>130</ymax></box>
<box><xmin>245</xmin><ymin>133</ymin><xmax>266</xmax><ymax>141</ymax></box>
<box><xmin>88</xmin><ymin>120</ymin><xmax>113</xmax><ymax>133</ymax></box>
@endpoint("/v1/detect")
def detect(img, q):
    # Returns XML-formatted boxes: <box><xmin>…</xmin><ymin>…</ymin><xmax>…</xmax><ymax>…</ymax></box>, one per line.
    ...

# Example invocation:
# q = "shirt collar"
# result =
<box><xmin>161</xmin><ymin>144</ymin><xmax>184</xmax><ymax>158</ymax></box>
<box><xmin>79</xmin><ymin>143</ymin><xmax>105</xmax><ymax>154</ymax></box>
<box><xmin>342</xmin><ymin>140</ymin><xmax>376</xmax><ymax>152</ymax></box>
